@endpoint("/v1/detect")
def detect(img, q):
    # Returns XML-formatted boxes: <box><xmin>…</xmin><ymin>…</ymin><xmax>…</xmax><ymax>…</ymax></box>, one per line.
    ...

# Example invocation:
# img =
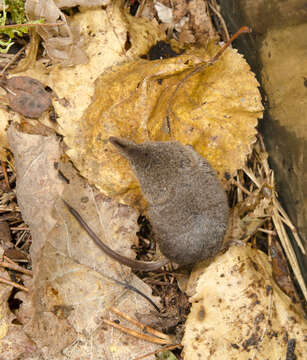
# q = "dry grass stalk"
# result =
<box><xmin>232</xmin><ymin>136</ymin><xmax>306</xmax><ymax>301</ymax></box>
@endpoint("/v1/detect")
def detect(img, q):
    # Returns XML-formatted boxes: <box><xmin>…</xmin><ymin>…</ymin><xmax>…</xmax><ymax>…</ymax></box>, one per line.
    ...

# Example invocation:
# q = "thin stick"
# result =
<box><xmin>3</xmin><ymin>255</ymin><xmax>18</xmax><ymax>265</ymax></box>
<box><xmin>4</xmin><ymin>256</ymin><xmax>28</xmax><ymax>265</ymax></box>
<box><xmin>1</xmin><ymin>161</ymin><xmax>10</xmax><ymax>189</ymax></box>
<box><xmin>134</xmin><ymin>344</ymin><xmax>182</xmax><ymax>360</ymax></box>
<box><xmin>209</xmin><ymin>26</ymin><xmax>251</xmax><ymax>63</ymax></box>
<box><xmin>103</xmin><ymin>319</ymin><xmax>170</xmax><ymax>345</ymax></box>
<box><xmin>110</xmin><ymin>306</ymin><xmax>171</xmax><ymax>341</ymax></box>
<box><xmin>15</xmin><ymin>230</ymin><xmax>28</xmax><ymax>248</ymax></box>
<box><xmin>4</xmin><ymin>255</ymin><xmax>29</xmax><ymax>265</ymax></box>
<box><xmin>167</xmin><ymin>26</ymin><xmax>251</xmax><ymax>127</ymax></box>
<box><xmin>0</xmin><ymin>260</ymin><xmax>32</xmax><ymax>276</ymax></box>
<box><xmin>231</xmin><ymin>179</ymin><xmax>251</xmax><ymax>196</ymax></box>
<box><xmin>9</xmin><ymin>227</ymin><xmax>30</xmax><ymax>231</ymax></box>
<box><xmin>0</xmin><ymin>276</ymin><xmax>28</xmax><ymax>292</ymax></box>
<box><xmin>208</xmin><ymin>1</ymin><xmax>230</xmax><ymax>41</ymax></box>
<box><xmin>272</xmin><ymin>204</ymin><xmax>307</xmax><ymax>301</ymax></box>
<box><xmin>135</xmin><ymin>0</ymin><xmax>146</xmax><ymax>17</ymax></box>
<box><xmin>258</xmin><ymin>228</ymin><xmax>276</xmax><ymax>235</ymax></box>
<box><xmin>0</xmin><ymin>21</ymin><xmax>65</xmax><ymax>30</ymax></box>
<box><xmin>275</xmin><ymin>200</ymin><xmax>305</xmax><ymax>254</ymax></box>
<box><xmin>0</xmin><ymin>45</ymin><xmax>25</xmax><ymax>74</ymax></box>
<box><xmin>267</xmin><ymin>222</ymin><xmax>272</xmax><ymax>262</ymax></box>
<box><xmin>242</xmin><ymin>166</ymin><xmax>261</xmax><ymax>188</ymax></box>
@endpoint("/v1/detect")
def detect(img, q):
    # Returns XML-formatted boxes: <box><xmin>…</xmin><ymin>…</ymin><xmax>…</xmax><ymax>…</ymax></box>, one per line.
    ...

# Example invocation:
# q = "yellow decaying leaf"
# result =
<box><xmin>0</xmin><ymin>6</ymin><xmax>262</xmax><ymax>209</ymax></box>
<box><xmin>68</xmin><ymin>43</ymin><xmax>263</xmax><ymax>207</ymax></box>
<box><xmin>0</xmin><ymin>5</ymin><xmax>165</xmax><ymax>160</ymax></box>
<box><xmin>182</xmin><ymin>245</ymin><xmax>307</xmax><ymax>360</ymax></box>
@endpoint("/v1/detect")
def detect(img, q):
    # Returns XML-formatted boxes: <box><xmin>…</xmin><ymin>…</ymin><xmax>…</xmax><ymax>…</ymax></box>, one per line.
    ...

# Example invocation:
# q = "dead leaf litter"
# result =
<box><xmin>0</xmin><ymin>2</ymin><xmax>305</xmax><ymax>360</ymax></box>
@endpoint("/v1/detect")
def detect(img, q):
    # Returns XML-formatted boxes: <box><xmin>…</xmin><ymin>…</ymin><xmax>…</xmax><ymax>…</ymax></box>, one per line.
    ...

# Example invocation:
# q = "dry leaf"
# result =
<box><xmin>7</xmin><ymin>124</ymin><xmax>63</xmax><ymax>263</ymax></box>
<box><xmin>270</xmin><ymin>238</ymin><xmax>298</xmax><ymax>301</ymax></box>
<box><xmin>0</xmin><ymin>76</ymin><xmax>52</xmax><ymax>119</ymax></box>
<box><xmin>67</xmin><ymin>43</ymin><xmax>263</xmax><ymax>207</ymax></box>
<box><xmin>156</xmin><ymin>0</ymin><xmax>216</xmax><ymax>45</ymax></box>
<box><xmin>7</xmin><ymin>124</ymin><xmax>160</xmax><ymax>359</ymax></box>
<box><xmin>0</xmin><ymin>315</ymin><xmax>37</xmax><ymax>360</ymax></box>
<box><xmin>25</xmin><ymin>0</ymin><xmax>88</xmax><ymax>66</ymax></box>
<box><xmin>182</xmin><ymin>245</ymin><xmax>307</xmax><ymax>360</ymax></box>
<box><xmin>0</xmin><ymin>5</ymin><xmax>165</xmax><ymax>160</ymax></box>
<box><xmin>1</xmin><ymin>8</ymin><xmax>261</xmax><ymax>212</ymax></box>
<box><xmin>183</xmin><ymin>0</ymin><xmax>216</xmax><ymax>45</ymax></box>
<box><xmin>154</xmin><ymin>1</ymin><xmax>173</xmax><ymax>24</ymax></box>
<box><xmin>0</xmin><ymin>222</ymin><xmax>11</xmax><ymax>248</ymax></box>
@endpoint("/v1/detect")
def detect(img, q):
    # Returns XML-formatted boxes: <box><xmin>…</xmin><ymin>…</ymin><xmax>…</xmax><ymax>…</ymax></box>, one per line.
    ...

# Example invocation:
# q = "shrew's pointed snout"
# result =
<box><xmin>109</xmin><ymin>136</ymin><xmax>130</xmax><ymax>149</ymax></box>
<box><xmin>109</xmin><ymin>136</ymin><xmax>142</xmax><ymax>161</ymax></box>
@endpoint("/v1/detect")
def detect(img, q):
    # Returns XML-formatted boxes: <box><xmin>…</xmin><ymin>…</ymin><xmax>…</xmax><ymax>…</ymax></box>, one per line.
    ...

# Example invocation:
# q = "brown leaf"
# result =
<box><xmin>0</xmin><ymin>76</ymin><xmax>52</xmax><ymax>119</ymax></box>
<box><xmin>0</xmin><ymin>221</ymin><xmax>12</xmax><ymax>248</ymax></box>
<box><xmin>25</xmin><ymin>0</ymin><xmax>88</xmax><ymax>66</ymax></box>
<box><xmin>270</xmin><ymin>238</ymin><xmax>298</xmax><ymax>301</ymax></box>
<box><xmin>0</xmin><ymin>317</ymin><xmax>38</xmax><ymax>360</ymax></box>
<box><xmin>7</xmin><ymin>124</ymin><xmax>161</xmax><ymax>359</ymax></box>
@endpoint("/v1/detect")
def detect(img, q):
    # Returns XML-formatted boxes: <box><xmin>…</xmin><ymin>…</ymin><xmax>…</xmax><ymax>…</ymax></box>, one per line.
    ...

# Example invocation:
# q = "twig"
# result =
<box><xmin>232</xmin><ymin>136</ymin><xmax>306</xmax><ymax>302</ymax></box>
<box><xmin>258</xmin><ymin>228</ymin><xmax>276</xmax><ymax>235</ymax></box>
<box><xmin>167</xmin><ymin>26</ymin><xmax>251</xmax><ymax>129</ymax></box>
<box><xmin>274</xmin><ymin>200</ymin><xmax>305</xmax><ymax>254</ymax></box>
<box><xmin>208</xmin><ymin>1</ymin><xmax>230</xmax><ymax>41</ymax></box>
<box><xmin>267</xmin><ymin>222</ymin><xmax>272</xmax><ymax>261</ymax></box>
<box><xmin>135</xmin><ymin>0</ymin><xmax>146</xmax><ymax>17</ymax></box>
<box><xmin>15</xmin><ymin>230</ymin><xmax>28</xmax><ymax>247</ymax></box>
<box><xmin>0</xmin><ymin>45</ymin><xmax>25</xmax><ymax>74</ymax></box>
<box><xmin>271</xmin><ymin>201</ymin><xmax>307</xmax><ymax>301</ymax></box>
<box><xmin>4</xmin><ymin>255</ymin><xmax>25</xmax><ymax>264</ymax></box>
<box><xmin>103</xmin><ymin>319</ymin><xmax>170</xmax><ymax>345</ymax></box>
<box><xmin>9</xmin><ymin>227</ymin><xmax>30</xmax><ymax>231</ymax></box>
<box><xmin>0</xmin><ymin>258</ymin><xmax>32</xmax><ymax>276</ymax></box>
<box><xmin>1</xmin><ymin>161</ymin><xmax>10</xmax><ymax>189</ymax></box>
<box><xmin>209</xmin><ymin>26</ymin><xmax>251</xmax><ymax>63</ymax></box>
<box><xmin>110</xmin><ymin>306</ymin><xmax>171</xmax><ymax>341</ymax></box>
<box><xmin>231</xmin><ymin>179</ymin><xmax>251</xmax><ymax>196</ymax></box>
<box><xmin>0</xmin><ymin>276</ymin><xmax>28</xmax><ymax>292</ymax></box>
<box><xmin>0</xmin><ymin>21</ymin><xmax>65</xmax><ymax>30</ymax></box>
<box><xmin>242</xmin><ymin>166</ymin><xmax>261</xmax><ymax>188</ymax></box>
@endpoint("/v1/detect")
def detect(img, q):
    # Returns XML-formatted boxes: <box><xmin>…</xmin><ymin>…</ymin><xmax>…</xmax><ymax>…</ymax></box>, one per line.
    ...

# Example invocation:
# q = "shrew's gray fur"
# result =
<box><xmin>109</xmin><ymin>137</ymin><xmax>229</xmax><ymax>266</ymax></box>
